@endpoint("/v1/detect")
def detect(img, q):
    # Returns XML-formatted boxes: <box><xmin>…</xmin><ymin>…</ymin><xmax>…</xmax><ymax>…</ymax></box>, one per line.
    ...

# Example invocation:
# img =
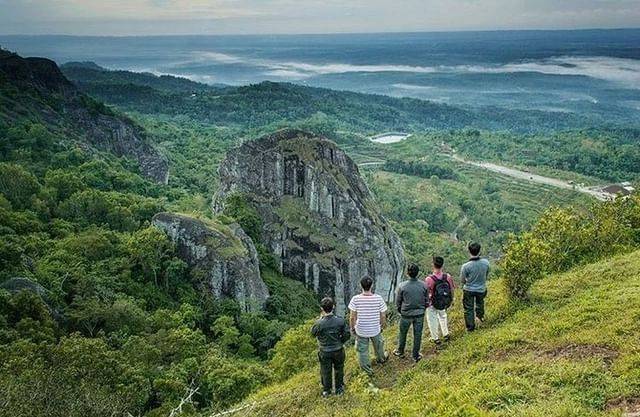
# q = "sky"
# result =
<box><xmin>0</xmin><ymin>0</ymin><xmax>639</xmax><ymax>35</ymax></box>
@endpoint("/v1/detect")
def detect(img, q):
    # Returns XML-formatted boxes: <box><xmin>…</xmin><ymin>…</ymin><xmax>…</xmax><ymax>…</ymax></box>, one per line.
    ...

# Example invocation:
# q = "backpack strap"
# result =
<box><xmin>431</xmin><ymin>273</ymin><xmax>445</xmax><ymax>282</ymax></box>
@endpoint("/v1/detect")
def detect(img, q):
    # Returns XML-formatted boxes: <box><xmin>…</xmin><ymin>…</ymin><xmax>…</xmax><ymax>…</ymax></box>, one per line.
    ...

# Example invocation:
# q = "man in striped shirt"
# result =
<box><xmin>348</xmin><ymin>276</ymin><xmax>389</xmax><ymax>375</ymax></box>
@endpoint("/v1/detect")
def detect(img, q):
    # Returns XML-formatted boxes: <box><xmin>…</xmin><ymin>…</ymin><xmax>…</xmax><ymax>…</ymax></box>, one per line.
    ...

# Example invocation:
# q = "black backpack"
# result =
<box><xmin>431</xmin><ymin>274</ymin><xmax>453</xmax><ymax>310</ymax></box>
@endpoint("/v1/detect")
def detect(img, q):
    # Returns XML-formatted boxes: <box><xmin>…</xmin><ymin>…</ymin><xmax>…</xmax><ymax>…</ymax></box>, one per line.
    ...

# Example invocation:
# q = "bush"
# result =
<box><xmin>501</xmin><ymin>197</ymin><xmax>640</xmax><ymax>300</ymax></box>
<box><xmin>269</xmin><ymin>320</ymin><xmax>317</xmax><ymax>381</ymax></box>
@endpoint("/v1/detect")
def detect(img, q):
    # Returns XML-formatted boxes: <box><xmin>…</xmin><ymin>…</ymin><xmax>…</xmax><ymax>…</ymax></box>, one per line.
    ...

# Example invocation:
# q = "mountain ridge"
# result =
<box><xmin>0</xmin><ymin>49</ymin><xmax>169</xmax><ymax>183</ymax></box>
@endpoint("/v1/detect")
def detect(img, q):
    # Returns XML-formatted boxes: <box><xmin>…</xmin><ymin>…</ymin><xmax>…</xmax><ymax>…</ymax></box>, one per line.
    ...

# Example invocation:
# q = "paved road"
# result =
<box><xmin>357</xmin><ymin>161</ymin><xmax>385</xmax><ymax>167</ymax></box>
<box><xmin>449</xmin><ymin>154</ymin><xmax>608</xmax><ymax>200</ymax></box>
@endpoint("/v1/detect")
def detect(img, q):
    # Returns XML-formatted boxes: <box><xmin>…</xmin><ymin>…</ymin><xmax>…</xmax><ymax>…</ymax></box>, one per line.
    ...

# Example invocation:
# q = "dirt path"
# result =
<box><xmin>448</xmin><ymin>154</ymin><xmax>609</xmax><ymax>201</ymax></box>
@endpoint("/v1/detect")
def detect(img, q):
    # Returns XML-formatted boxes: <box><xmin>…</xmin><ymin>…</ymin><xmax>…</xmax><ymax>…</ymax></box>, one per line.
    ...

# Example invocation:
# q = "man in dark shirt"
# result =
<box><xmin>311</xmin><ymin>297</ymin><xmax>350</xmax><ymax>397</ymax></box>
<box><xmin>393</xmin><ymin>263</ymin><xmax>429</xmax><ymax>362</ymax></box>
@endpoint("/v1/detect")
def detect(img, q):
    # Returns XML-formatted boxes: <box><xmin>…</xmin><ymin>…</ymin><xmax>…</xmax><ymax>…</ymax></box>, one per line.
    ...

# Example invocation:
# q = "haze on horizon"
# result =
<box><xmin>1</xmin><ymin>0</ymin><xmax>640</xmax><ymax>36</ymax></box>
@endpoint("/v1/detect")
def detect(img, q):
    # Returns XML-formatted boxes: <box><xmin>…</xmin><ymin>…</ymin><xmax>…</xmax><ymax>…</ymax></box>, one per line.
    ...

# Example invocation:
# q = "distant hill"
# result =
<box><xmin>61</xmin><ymin>61</ymin><xmax>222</xmax><ymax>93</ymax></box>
<box><xmin>0</xmin><ymin>49</ymin><xmax>168</xmax><ymax>183</ymax></box>
<box><xmin>61</xmin><ymin>61</ymin><xmax>106</xmax><ymax>71</ymax></box>
<box><xmin>61</xmin><ymin>64</ymin><xmax>617</xmax><ymax>134</ymax></box>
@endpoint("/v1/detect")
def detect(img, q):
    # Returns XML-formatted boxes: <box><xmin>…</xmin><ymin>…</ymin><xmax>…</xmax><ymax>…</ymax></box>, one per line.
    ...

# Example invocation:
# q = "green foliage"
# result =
<box><xmin>269</xmin><ymin>320</ymin><xmax>318</xmax><ymax>381</ymax></box>
<box><xmin>501</xmin><ymin>196</ymin><xmax>640</xmax><ymax>299</ymax></box>
<box><xmin>5</xmin><ymin>53</ymin><xmax>640</xmax><ymax>417</ymax></box>
<box><xmin>383</xmin><ymin>158</ymin><xmax>458</xmax><ymax>180</ymax></box>
<box><xmin>261</xmin><ymin>268</ymin><xmax>318</xmax><ymax>322</ymax></box>
<box><xmin>0</xmin><ymin>162</ymin><xmax>41</xmax><ymax>209</ymax></box>
<box><xmin>221</xmin><ymin>192</ymin><xmax>263</xmax><ymax>243</ymax></box>
<box><xmin>0</xmin><ymin>336</ymin><xmax>149</xmax><ymax>417</ymax></box>
<box><xmin>57</xmin><ymin>189</ymin><xmax>162</xmax><ymax>232</ymax></box>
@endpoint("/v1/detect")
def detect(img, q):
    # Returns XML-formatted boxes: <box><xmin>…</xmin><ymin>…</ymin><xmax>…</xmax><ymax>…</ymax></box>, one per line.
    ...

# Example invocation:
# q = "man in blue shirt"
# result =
<box><xmin>460</xmin><ymin>242</ymin><xmax>490</xmax><ymax>332</ymax></box>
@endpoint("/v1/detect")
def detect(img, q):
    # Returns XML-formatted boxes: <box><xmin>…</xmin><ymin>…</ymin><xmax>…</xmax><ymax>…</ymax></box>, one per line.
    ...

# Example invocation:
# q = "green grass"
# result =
<box><xmin>229</xmin><ymin>249</ymin><xmax>640</xmax><ymax>417</ymax></box>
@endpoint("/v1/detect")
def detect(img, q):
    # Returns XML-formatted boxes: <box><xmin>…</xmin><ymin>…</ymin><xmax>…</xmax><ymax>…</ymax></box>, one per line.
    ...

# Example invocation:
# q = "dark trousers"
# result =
<box><xmin>318</xmin><ymin>348</ymin><xmax>345</xmax><ymax>393</ymax></box>
<box><xmin>463</xmin><ymin>290</ymin><xmax>487</xmax><ymax>331</ymax></box>
<box><xmin>397</xmin><ymin>314</ymin><xmax>424</xmax><ymax>359</ymax></box>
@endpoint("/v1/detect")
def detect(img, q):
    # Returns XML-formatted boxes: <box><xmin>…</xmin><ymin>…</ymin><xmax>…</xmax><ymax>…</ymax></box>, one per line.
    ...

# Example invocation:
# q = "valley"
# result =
<box><xmin>1</xmin><ymin>44</ymin><xmax>639</xmax><ymax>417</ymax></box>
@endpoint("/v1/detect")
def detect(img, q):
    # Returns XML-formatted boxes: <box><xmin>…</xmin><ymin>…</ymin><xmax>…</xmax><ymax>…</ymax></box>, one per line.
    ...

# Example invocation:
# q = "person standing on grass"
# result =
<box><xmin>311</xmin><ymin>297</ymin><xmax>350</xmax><ymax>398</ymax></box>
<box><xmin>393</xmin><ymin>263</ymin><xmax>428</xmax><ymax>362</ymax></box>
<box><xmin>460</xmin><ymin>242</ymin><xmax>490</xmax><ymax>332</ymax></box>
<box><xmin>348</xmin><ymin>276</ymin><xmax>389</xmax><ymax>376</ymax></box>
<box><xmin>426</xmin><ymin>256</ymin><xmax>455</xmax><ymax>347</ymax></box>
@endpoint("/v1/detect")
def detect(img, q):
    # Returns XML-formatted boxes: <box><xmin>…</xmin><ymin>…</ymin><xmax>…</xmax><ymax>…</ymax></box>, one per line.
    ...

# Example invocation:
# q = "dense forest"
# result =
<box><xmin>2</xmin><ymin>49</ymin><xmax>640</xmax><ymax>416</ymax></box>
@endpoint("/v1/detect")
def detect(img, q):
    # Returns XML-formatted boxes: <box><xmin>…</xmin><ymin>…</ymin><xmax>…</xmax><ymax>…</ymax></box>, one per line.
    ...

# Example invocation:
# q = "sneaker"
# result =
<box><xmin>321</xmin><ymin>391</ymin><xmax>331</xmax><ymax>399</ymax></box>
<box><xmin>433</xmin><ymin>339</ymin><xmax>441</xmax><ymax>345</ymax></box>
<box><xmin>393</xmin><ymin>349</ymin><xmax>405</xmax><ymax>358</ymax></box>
<box><xmin>335</xmin><ymin>387</ymin><xmax>345</xmax><ymax>396</ymax></box>
<box><xmin>444</xmin><ymin>335</ymin><xmax>451</xmax><ymax>343</ymax></box>
<box><xmin>413</xmin><ymin>353</ymin><xmax>423</xmax><ymax>363</ymax></box>
<box><xmin>375</xmin><ymin>352</ymin><xmax>389</xmax><ymax>364</ymax></box>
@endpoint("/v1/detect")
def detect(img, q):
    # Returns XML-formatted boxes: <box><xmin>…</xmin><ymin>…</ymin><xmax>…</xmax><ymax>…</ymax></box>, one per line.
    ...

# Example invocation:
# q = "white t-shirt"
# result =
<box><xmin>348</xmin><ymin>293</ymin><xmax>387</xmax><ymax>337</ymax></box>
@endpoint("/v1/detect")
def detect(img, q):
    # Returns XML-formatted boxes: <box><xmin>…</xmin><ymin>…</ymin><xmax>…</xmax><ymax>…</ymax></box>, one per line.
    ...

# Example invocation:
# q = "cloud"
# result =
<box><xmin>187</xmin><ymin>51</ymin><xmax>640</xmax><ymax>88</ymax></box>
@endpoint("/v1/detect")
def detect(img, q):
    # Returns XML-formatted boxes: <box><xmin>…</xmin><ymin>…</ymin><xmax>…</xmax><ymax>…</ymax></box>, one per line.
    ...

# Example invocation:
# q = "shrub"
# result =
<box><xmin>269</xmin><ymin>320</ymin><xmax>317</xmax><ymax>381</ymax></box>
<box><xmin>501</xmin><ymin>196</ymin><xmax>640</xmax><ymax>300</ymax></box>
<box><xmin>0</xmin><ymin>163</ymin><xmax>41</xmax><ymax>209</ymax></box>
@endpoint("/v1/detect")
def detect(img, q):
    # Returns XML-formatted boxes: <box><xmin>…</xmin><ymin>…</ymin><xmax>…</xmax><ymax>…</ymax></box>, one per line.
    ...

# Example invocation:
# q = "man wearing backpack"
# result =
<box><xmin>460</xmin><ymin>242</ymin><xmax>490</xmax><ymax>332</ymax></box>
<box><xmin>393</xmin><ymin>263</ymin><xmax>429</xmax><ymax>362</ymax></box>
<box><xmin>425</xmin><ymin>256</ymin><xmax>455</xmax><ymax>347</ymax></box>
<box><xmin>311</xmin><ymin>297</ymin><xmax>351</xmax><ymax>398</ymax></box>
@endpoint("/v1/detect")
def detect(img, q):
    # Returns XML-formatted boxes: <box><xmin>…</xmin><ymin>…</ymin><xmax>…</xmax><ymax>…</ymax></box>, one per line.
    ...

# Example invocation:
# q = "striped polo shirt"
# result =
<box><xmin>348</xmin><ymin>293</ymin><xmax>388</xmax><ymax>337</ymax></box>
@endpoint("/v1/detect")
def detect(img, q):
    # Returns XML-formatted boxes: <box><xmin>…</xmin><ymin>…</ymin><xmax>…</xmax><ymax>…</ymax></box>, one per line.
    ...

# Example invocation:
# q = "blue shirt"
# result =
<box><xmin>460</xmin><ymin>257</ymin><xmax>490</xmax><ymax>292</ymax></box>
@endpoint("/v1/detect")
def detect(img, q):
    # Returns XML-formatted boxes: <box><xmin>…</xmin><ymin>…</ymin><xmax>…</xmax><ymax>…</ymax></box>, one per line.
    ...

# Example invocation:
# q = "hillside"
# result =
<box><xmin>0</xmin><ymin>49</ymin><xmax>169</xmax><ymax>183</ymax></box>
<box><xmin>231</xmin><ymin>249</ymin><xmax>640</xmax><ymax>417</ymax></box>
<box><xmin>61</xmin><ymin>64</ymin><xmax>608</xmax><ymax>134</ymax></box>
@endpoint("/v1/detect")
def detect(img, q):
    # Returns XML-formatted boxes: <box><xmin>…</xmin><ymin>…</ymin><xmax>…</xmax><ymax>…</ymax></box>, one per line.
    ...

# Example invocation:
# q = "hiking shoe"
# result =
<box><xmin>321</xmin><ymin>391</ymin><xmax>331</xmax><ymax>399</ymax></box>
<box><xmin>413</xmin><ymin>353</ymin><xmax>423</xmax><ymax>363</ymax></box>
<box><xmin>393</xmin><ymin>349</ymin><xmax>405</xmax><ymax>358</ymax></box>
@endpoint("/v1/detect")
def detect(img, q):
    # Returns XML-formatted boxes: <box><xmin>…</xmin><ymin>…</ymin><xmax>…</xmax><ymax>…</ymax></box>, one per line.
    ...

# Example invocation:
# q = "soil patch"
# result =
<box><xmin>606</xmin><ymin>397</ymin><xmax>640</xmax><ymax>417</ymax></box>
<box><xmin>541</xmin><ymin>344</ymin><xmax>618</xmax><ymax>367</ymax></box>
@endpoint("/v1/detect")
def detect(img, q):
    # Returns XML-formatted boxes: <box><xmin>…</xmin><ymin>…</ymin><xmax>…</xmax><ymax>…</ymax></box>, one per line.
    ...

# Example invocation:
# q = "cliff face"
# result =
<box><xmin>152</xmin><ymin>212</ymin><xmax>269</xmax><ymax>312</ymax></box>
<box><xmin>0</xmin><ymin>49</ymin><xmax>169</xmax><ymax>184</ymax></box>
<box><xmin>213</xmin><ymin>129</ymin><xmax>404</xmax><ymax>312</ymax></box>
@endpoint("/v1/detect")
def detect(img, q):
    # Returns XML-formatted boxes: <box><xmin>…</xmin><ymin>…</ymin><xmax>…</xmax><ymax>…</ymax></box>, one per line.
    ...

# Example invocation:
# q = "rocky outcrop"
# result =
<box><xmin>152</xmin><ymin>212</ymin><xmax>269</xmax><ymax>312</ymax></box>
<box><xmin>0</xmin><ymin>49</ymin><xmax>169</xmax><ymax>184</ymax></box>
<box><xmin>213</xmin><ymin>129</ymin><xmax>404</xmax><ymax>312</ymax></box>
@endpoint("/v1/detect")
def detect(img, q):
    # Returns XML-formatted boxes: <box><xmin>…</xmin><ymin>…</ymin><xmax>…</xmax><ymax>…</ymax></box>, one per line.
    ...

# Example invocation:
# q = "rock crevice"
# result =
<box><xmin>213</xmin><ymin>129</ymin><xmax>404</xmax><ymax>311</ymax></box>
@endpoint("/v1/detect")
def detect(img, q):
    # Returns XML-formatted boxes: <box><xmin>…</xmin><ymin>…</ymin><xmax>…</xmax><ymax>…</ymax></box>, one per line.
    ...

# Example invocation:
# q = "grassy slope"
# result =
<box><xmin>239</xmin><ymin>250</ymin><xmax>640</xmax><ymax>417</ymax></box>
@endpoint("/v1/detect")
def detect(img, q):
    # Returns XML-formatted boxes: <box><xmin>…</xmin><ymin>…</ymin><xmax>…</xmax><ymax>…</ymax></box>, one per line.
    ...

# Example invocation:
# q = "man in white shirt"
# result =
<box><xmin>348</xmin><ymin>276</ymin><xmax>389</xmax><ymax>375</ymax></box>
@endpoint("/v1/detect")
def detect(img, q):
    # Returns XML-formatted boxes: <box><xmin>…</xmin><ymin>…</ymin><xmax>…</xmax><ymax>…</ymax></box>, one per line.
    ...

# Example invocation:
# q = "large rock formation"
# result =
<box><xmin>152</xmin><ymin>212</ymin><xmax>269</xmax><ymax>312</ymax></box>
<box><xmin>0</xmin><ymin>49</ymin><xmax>169</xmax><ymax>184</ymax></box>
<box><xmin>213</xmin><ymin>129</ymin><xmax>404</xmax><ymax>312</ymax></box>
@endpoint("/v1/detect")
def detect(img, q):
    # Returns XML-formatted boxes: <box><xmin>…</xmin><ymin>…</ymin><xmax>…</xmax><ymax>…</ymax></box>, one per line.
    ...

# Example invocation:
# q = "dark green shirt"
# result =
<box><xmin>311</xmin><ymin>314</ymin><xmax>350</xmax><ymax>352</ymax></box>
